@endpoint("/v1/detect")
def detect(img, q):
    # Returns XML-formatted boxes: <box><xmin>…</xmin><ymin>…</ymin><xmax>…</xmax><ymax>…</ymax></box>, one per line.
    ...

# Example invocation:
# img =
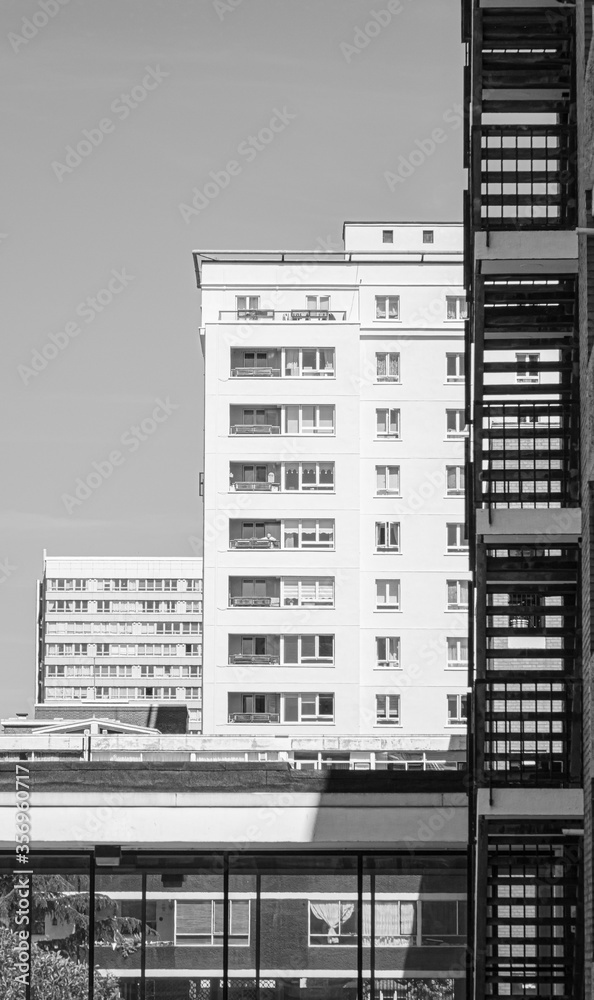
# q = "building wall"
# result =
<box><xmin>38</xmin><ymin>556</ymin><xmax>203</xmax><ymax>731</ymax></box>
<box><xmin>198</xmin><ymin>224</ymin><xmax>469</xmax><ymax>744</ymax></box>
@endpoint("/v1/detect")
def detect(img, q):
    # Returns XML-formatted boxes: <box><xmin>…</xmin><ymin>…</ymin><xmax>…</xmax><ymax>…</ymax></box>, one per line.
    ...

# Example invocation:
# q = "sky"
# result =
<box><xmin>0</xmin><ymin>0</ymin><xmax>464</xmax><ymax>717</ymax></box>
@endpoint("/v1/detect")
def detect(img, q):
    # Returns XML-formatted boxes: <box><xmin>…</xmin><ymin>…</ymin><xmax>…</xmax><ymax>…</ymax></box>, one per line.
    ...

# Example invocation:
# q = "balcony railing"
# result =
<box><xmin>229</xmin><ymin>712</ymin><xmax>280</xmax><ymax>723</ymax></box>
<box><xmin>232</xmin><ymin>481</ymin><xmax>280</xmax><ymax>492</ymax></box>
<box><xmin>474</xmin><ymin>124</ymin><xmax>577</xmax><ymax>230</ymax></box>
<box><xmin>228</xmin><ymin>654</ymin><xmax>279</xmax><ymax>665</ymax></box>
<box><xmin>478</xmin><ymin>402</ymin><xmax>578</xmax><ymax>508</ymax></box>
<box><xmin>231</xmin><ymin>367</ymin><xmax>281</xmax><ymax>378</ymax></box>
<box><xmin>220</xmin><ymin>310</ymin><xmax>347</xmax><ymax>322</ymax></box>
<box><xmin>230</xmin><ymin>538</ymin><xmax>280</xmax><ymax>549</ymax></box>
<box><xmin>229</xmin><ymin>596</ymin><xmax>278</xmax><ymax>608</ymax></box>
<box><xmin>230</xmin><ymin>425</ymin><xmax>281</xmax><ymax>435</ymax></box>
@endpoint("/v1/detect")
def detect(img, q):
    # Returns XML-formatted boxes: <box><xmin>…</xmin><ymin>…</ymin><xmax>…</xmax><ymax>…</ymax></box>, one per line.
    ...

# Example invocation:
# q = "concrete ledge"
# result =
<box><xmin>474</xmin><ymin>230</ymin><xmax>578</xmax><ymax>260</ymax></box>
<box><xmin>477</xmin><ymin>788</ymin><xmax>583</xmax><ymax>819</ymax></box>
<box><xmin>476</xmin><ymin>508</ymin><xmax>581</xmax><ymax>543</ymax></box>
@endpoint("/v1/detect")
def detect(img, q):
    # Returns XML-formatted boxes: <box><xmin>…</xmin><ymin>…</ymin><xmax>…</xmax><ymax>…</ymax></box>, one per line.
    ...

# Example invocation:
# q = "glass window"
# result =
<box><xmin>447</xmin><ymin>694</ymin><xmax>468</xmax><ymax>724</ymax></box>
<box><xmin>376</xmin><ymin>466</ymin><xmax>400</xmax><ymax>494</ymax></box>
<box><xmin>446</xmin><ymin>353</ymin><xmax>465</xmax><ymax>382</ymax></box>
<box><xmin>516</xmin><ymin>352</ymin><xmax>540</xmax><ymax>383</ymax></box>
<box><xmin>446</xmin><ymin>524</ymin><xmax>468</xmax><ymax>552</ymax></box>
<box><xmin>376</xmin><ymin>580</ymin><xmax>400</xmax><ymax>609</ymax></box>
<box><xmin>376</xmin><ymin>352</ymin><xmax>400</xmax><ymax>380</ymax></box>
<box><xmin>376</xmin><ymin>694</ymin><xmax>400</xmax><ymax>724</ymax></box>
<box><xmin>447</xmin><ymin>580</ymin><xmax>469</xmax><ymax>610</ymax></box>
<box><xmin>423</xmin><ymin>230</ymin><xmax>434</xmax><ymax>244</ymax></box>
<box><xmin>447</xmin><ymin>637</ymin><xmax>468</xmax><ymax>669</ymax></box>
<box><xmin>376</xmin><ymin>408</ymin><xmax>400</xmax><ymax>437</ymax></box>
<box><xmin>375</xmin><ymin>296</ymin><xmax>400</xmax><ymax>320</ymax></box>
<box><xmin>446</xmin><ymin>296</ymin><xmax>467</xmax><ymax>320</ymax></box>
<box><xmin>446</xmin><ymin>466</ymin><xmax>465</xmax><ymax>495</ymax></box>
<box><xmin>376</xmin><ymin>637</ymin><xmax>400</xmax><ymax>668</ymax></box>
<box><xmin>382</xmin><ymin>230</ymin><xmax>394</xmax><ymax>244</ymax></box>
<box><xmin>376</xmin><ymin>522</ymin><xmax>400</xmax><ymax>551</ymax></box>
<box><xmin>446</xmin><ymin>409</ymin><xmax>466</xmax><ymax>437</ymax></box>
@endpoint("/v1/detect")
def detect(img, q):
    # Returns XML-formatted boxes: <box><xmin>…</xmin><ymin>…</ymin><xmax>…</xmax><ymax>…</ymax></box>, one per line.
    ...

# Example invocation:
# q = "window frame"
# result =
<box><xmin>175</xmin><ymin>899</ymin><xmax>251</xmax><ymax>947</ymax></box>
<box><xmin>376</xmin><ymin>408</ymin><xmax>401</xmax><ymax>439</ymax></box>
<box><xmin>375</xmin><ymin>693</ymin><xmax>401</xmax><ymax>726</ymax></box>
<box><xmin>375</xmin><ymin>295</ymin><xmax>400</xmax><ymax>321</ymax></box>
<box><xmin>281</xmin><ymin>634</ymin><xmax>335</xmax><ymax>665</ymax></box>
<box><xmin>447</xmin><ymin>693</ymin><xmax>468</xmax><ymax>725</ymax></box>
<box><xmin>446</xmin><ymin>353</ymin><xmax>465</xmax><ymax>383</ymax></box>
<box><xmin>445</xmin><ymin>296</ymin><xmax>468</xmax><ymax>321</ymax></box>
<box><xmin>284</xmin><ymin>404</ymin><xmax>336</xmax><ymax>436</ymax></box>
<box><xmin>446</xmin><ymin>523</ymin><xmax>469</xmax><ymax>553</ymax></box>
<box><xmin>376</xmin><ymin>636</ymin><xmax>401</xmax><ymax>669</ymax></box>
<box><xmin>446</xmin><ymin>465</ymin><xmax>465</xmax><ymax>496</ymax></box>
<box><xmin>281</xmin><ymin>692</ymin><xmax>335</xmax><ymax>723</ymax></box>
<box><xmin>446</xmin><ymin>409</ymin><xmax>467</xmax><ymax>438</ymax></box>
<box><xmin>375</xmin><ymin>521</ymin><xmax>401</xmax><ymax>552</ymax></box>
<box><xmin>446</xmin><ymin>637</ymin><xmax>468</xmax><ymax>670</ymax></box>
<box><xmin>375</xmin><ymin>579</ymin><xmax>400</xmax><ymax>610</ymax></box>
<box><xmin>446</xmin><ymin>579</ymin><xmax>469</xmax><ymax>611</ymax></box>
<box><xmin>375</xmin><ymin>465</ymin><xmax>400</xmax><ymax>496</ymax></box>
<box><xmin>422</xmin><ymin>230</ymin><xmax>434</xmax><ymax>244</ymax></box>
<box><xmin>375</xmin><ymin>352</ymin><xmax>400</xmax><ymax>382</ymax></box>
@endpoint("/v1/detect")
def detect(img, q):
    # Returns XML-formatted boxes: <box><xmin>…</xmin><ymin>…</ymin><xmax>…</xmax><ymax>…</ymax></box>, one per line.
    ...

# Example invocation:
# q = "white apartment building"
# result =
<box><xmin>37</xmin><ymin>555</ymin><xmax>203</xmax><ymax>731</ymax></box>
<box><xmin>195</xmin><ymin>223</ymin><xmax>470</xmax><ymax>762</ymax></box>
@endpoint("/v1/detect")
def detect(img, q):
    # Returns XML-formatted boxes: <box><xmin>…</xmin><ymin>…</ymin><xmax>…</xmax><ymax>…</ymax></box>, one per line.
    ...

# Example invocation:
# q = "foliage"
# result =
<box><xmin>0</xmin><ymin>927</ymin><xmax>120</xmax><ymax>1000</ymax></box>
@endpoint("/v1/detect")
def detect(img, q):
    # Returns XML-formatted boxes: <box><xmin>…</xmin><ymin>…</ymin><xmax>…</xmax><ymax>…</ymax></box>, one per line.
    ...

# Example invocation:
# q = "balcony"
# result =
<box><xmin>230</xmin><ymin>424</ymin><xmax>281</xmax><ymax>435</ymax></box>
<box><xmin>232</xmin><ymin>481</ymin><xmax>280</xmax><ymax>492</ymax></box>
<box><xmin>229</xmin><ymin>596</ymin><xmax>278</xmax><ymax>608</ymax></box>
<box><xmin>229</xmin><ymin>538</ymin><xmax>279</xmax><ymax>549</ymax></box>
<box><xmin>229</xmin><ymin>712</ymin><xmax>280</xmax><ymax>723</ymax></box>
<box><xmin>231</xmin><ymin>367</ymin><xmax>281</xmax><ymax>378</ymax></box>
<box><xmin>228</xmin><ymin>653</ymin><xmax>279</xmax><ymax>665</ymax></box>
<box><xmin>219</xmin><ymin>310</ymin><xmax>346</xmax><ymax>322</ymax></box>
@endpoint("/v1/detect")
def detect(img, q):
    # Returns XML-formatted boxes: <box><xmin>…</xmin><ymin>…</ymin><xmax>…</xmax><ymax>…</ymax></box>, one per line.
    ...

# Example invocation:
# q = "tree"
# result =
<box><xmin>0</xmin><ymin>927</ymin><xmax>120</xmax><ymax>1000</ymax></box>
<box><xmin>0</xmin><ymin>873</ymin><xmax>144</xmax><ymax>960</ymax></box>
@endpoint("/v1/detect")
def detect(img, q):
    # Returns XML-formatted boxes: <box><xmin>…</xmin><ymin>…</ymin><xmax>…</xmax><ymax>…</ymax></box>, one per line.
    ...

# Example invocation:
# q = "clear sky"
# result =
<box><xmin>0</xmin><ymin>0</ymin><xmax>464</xmax><ymax>717</ymax></box>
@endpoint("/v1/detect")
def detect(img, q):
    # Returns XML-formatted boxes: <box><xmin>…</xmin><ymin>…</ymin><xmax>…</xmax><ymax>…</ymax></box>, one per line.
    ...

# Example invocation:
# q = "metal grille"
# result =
<box><xmin>477</xmin><ymin>126</ymin><xmax>576</xmax><ymax>229</ymax></box>
<box><xmin>485</xmin><ymin>836</ymin><xmax>581</xmax><ymax>998</ymax></box>
<box><xmin>481</xmin><ymin>678</ymin><xmax>577</xmax><ymax>785</ymax></box>
<box><xmin>479</xmin><ymin>402</ymin><xmax>576</xmax><ymax>508</ymax></box>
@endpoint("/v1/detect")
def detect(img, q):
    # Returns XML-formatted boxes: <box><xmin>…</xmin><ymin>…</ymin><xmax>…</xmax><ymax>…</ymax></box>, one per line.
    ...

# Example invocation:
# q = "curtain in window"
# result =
<box><xmin>389</xmin><ymin>354</ymin><xmax>399</xmax><ymax>376</ymax></box>
<box><xmin>362</xmin><ymin>902</ymin><xmax>411</xmax><ymax>944</ymax></box>
<box><xmin>310</xmin><ymin>902</ymin><xmax>355</xmax><ymax>942</ymax></box>
<box><xmin>377</xmin><ymin>354</ymin><xmax>387</xmax><ymax>376</ymax></box>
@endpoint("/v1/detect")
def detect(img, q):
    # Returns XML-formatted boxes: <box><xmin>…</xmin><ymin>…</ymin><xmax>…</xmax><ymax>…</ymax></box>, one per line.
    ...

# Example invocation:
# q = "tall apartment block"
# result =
<box><xmin>36</xmin><ymin>555</ymin><xmax>203</xmax><ymax>732</ymax></box>
<box><xmin>194</xmin><ymin>222</ymin><xmax>470</xmax><ymax>766</ymax></box>
<box><xmin>464</xmin><ymin>1</ymin><xmax>593</xmax><ymax>997</ymax></box>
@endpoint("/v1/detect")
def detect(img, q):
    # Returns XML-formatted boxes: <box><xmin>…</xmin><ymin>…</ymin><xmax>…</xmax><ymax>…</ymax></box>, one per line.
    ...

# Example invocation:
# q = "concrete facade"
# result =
<box><xmin>195</xmin><ymin>223</ymin><xmax>470</xmax><ymax>756</ymax></box>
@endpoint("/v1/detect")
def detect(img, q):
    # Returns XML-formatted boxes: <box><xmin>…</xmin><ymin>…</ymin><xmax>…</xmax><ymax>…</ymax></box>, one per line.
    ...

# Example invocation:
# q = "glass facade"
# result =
<box><xmin>0</xmin><ymin>852</ymin><xmax>466</xmax><ymax>1000</ymax></box>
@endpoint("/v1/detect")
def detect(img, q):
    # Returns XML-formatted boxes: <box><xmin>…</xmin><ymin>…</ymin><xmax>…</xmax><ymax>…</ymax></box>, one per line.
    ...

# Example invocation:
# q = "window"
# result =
<box><xmin>376</xmin><ymin>637</ymin><xmax>400</xmax><ymax>668</ymax></box>
<box><xmin>376</xmin><ymin>352</ymin><xmax>400</xmax><ymax>381</ymax></box>
<box><xmin>446</xmin><ymin>409</ymin><xmax>466</xmax><ymax>438</ymax></box>
<box><xmin>423</xmin><ymin>230</ymin><xmax>434</xmax><ymax>244</ymax></box>
<box><xmin>446</xmin><ymin>466</ymin><xmax>465</xmax><ymax>496</ymax></box>
<box><xmin>176</xmin><ymin>900</ymin><xmax>250</xmax><ymax>946</ymax></box>
<box><xmin>446</xmin><ymin>353</ymin><xmax>465</xmax><ymax>382</ymax></box>
<box><xmin>375</xmin><ymin>522</ymin><xmax>400</xmax><ymax>552</ymax></box>
<box><xmin>309</xmin><ymin>900</ymin><xmax>418</xmax><ymax>947</ymax></box>
<box><xmin>446</xmin><ymin>524</ymin><xmax>468</xmax><ymax>553</ymax></box>
<box><xmin>47</xmin><ymin>579</ymin><xmax>86</xmax><ymax>591</ymax></box>
<box><xmin>284</xmin><ymin>405</ymin><xmax>335</xmax><ymax>435</ymax></box>
<box><xmin>447</xmin><ymin>694</ymin><xmax>468</xmax><ymax>725</ymax></box>
<box><xmin>305</xmin><ymin>295</ymin><xmax>331</xmax><ymax>313</ymax></box>
<box><xmin>376</xmin><ymin>408</ymin><xmax>400</xmax><ymax>438</ymax></box>
<box><xmin>376</xmin><ymin>694</ymin><xmax>401</xmax><ymax>725</ymax></box>
<box><xmin>46</xmin><ymin>600</ymin><xmax>88</xmax><ymax>612</ymax></box>
<box><xmin>516</xmin><ymin>352</ymin><xmax>540</xmax><ymax>383</ymax></box>
<box><xmin>282</xmin><ymin>578</ymin><xmax>335</xmax><ymax>607</ymax></box>
<box><xmin>283</xmin><ymin>519</ymin><xmax>334</xmax><ymax>549</ymax></box>
<box><xmin>446</xmin><ymin>296</ymin><xmax>467</xmax><ymax>320</ymax></box>
<box><xmin>284</xmin><ymin>462</ymin><xmax>334</xmax><ymax>491</ymax></box>
<box><xmin>382</xmin><ymin>230</ymin><xmax>393</xmax><ymax>244</ymax></box>
<box><xmin>309</xmin><ymin>901</ymin><xmax>357</xmax><ymax>945</ymax></box>
<box><xmin>376</xmin><ymin>580</ymin><xmax>400</xmax><ymax>609</ymax></box>
<box><xmin>447</xmin><ymin>637</ymin><xmax>468</xmax><ymax>669</ymax></box>
<box><xmin>376</xmin><ymin>466</ymin><xmax>400</xmax><ymax>495</ymax></box>
<box><xmin>509</xmin><ymin>592</ymin><xmax>542</xmax><ymax>629</ymax></box>
<box><xmin>46</xmin><ymin>643</ymin><xmax>87</xmax><ymax>656</ymax></box>
<box><xmin>282</xmin><ymin>635</ymin><xmax>334</xmax><ymax>664</ymax></box>
<box><xmin>447</xmin><ymin>580</ymin><xmax>469</xmax><ymax>610</ymax></box>
<box><xmin>420</xmin><ymin>900</ymin><xmax>466</xmax><ymax>945</ymax></box>
<box><xmin>284</xmin><ymin>347</ymin><xmax>334</xmax><ymax>377</ymax></box>
<box><xmin>282</xmin><ymin>692</ymin><xmax>334</xmax><ymax>723</ymax></box>
<box><xmin>375</xmin><ymin>296</ymin><xmax>400</xmax><ymax>320</ymax></box>
<box><xmin>236</xmin><ymin>295</ymin><xmax>260</xmax><ymax>318</ymax></box>
<box><xmin>230</xmin><ymin>407</ymin><xmax>281</xmax><ymax>434</ymax></box>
